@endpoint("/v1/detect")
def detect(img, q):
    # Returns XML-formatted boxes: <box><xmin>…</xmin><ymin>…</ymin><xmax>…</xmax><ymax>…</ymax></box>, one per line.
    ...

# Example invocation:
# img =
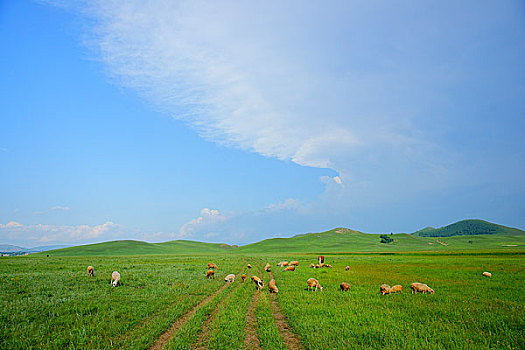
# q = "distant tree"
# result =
<box><xmin>380</xmin><ymin>234</ymin><xmax>394</xmax><ymax>244</ymax></box>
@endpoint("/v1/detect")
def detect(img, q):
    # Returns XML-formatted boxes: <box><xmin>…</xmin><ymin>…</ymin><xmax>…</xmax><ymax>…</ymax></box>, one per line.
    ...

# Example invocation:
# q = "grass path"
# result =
<box><xmin>244</xmin><ymin>290</ymin><xmax>262</xmax><ymax>350</ymax></box>
<box><xmin>267</xmin><ymin>271</ymin><xmax>304</xmax><ymax>350</ymax></box>
<box><xmin>150</xmin><ymin>269</ymin><xmax>244</xmax><ymax>350</ymax></box>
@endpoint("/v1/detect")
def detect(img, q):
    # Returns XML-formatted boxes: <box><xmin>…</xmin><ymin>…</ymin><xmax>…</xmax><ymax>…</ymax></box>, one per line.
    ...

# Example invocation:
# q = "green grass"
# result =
<box><xmin>1</xmin><ymin>251</ymin><xmax>523</xmax><ymax>349</ymax></box>
<box><xmin>412</xmin><ymin>219</ymin><xmax>525</xmax><ymax>237</ymax></box>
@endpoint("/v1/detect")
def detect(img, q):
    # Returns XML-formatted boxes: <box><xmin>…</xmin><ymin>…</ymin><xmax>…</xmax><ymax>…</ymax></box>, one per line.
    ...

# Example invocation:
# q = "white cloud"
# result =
<box><xmin>67</xmin><ymin>0</ymin><xmax>444</xmax><ymax>186</ymax></box>
<box><xmin>0</xmin><ymin>221</ymin><xmax>122</xmax><ymax>245</ymax></box>
<box><xmin>265</xmin><ymin>198</ymin><xmax>301</xmax><ymax>211</ymax></box>
<box><xmin>178</xmin><ymin>208</ymin><xmax>226</xmax><ymax>239</ymax></box>
<box><xmin>33</xmin><ymin>206</ymin><xmax>70</xmax><ymax>216</ymax></box>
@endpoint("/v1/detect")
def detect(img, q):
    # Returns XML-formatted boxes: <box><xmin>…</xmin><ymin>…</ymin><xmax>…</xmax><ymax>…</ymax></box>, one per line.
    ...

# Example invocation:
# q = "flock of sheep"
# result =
<box><xmin>203</xmin><ymin>255</ymin><xmax>494</xmax><ymax>295</ymax></box>
<box><xmin>86</xmin><ymin>257</ymin><xmax>492</xmax><ymax>293</ymax></box>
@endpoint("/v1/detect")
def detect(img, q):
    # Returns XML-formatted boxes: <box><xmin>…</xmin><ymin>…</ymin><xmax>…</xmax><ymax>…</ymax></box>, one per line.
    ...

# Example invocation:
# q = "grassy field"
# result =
<box><xmin>1</xmin><ymin>250</ymin><xmax>523</xmax><ymax>349</ymax></box>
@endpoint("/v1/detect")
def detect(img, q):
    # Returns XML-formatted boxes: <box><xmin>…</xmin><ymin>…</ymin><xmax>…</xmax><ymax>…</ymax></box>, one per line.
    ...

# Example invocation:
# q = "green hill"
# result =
<box><xmin>40</xmin><ymin>220</ymin><xmax>524</xmax><ymax>256</ymax></box>
<box><xmin>43</xmin><ymin>239</ymin><xmax>233</xmax><ymax>256</ymax></box>
<box><xmin>412</xmin><ymin>219</ymin><xmax>524</xmax><ymax>237</ymax></box>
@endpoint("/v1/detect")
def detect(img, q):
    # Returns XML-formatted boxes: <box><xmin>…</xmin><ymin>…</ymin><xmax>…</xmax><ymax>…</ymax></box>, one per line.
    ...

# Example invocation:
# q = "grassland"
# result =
<box><xmin>1</xmin><ymin>250</ymin><xmax>523</xmax><ymax>349</ymax></box>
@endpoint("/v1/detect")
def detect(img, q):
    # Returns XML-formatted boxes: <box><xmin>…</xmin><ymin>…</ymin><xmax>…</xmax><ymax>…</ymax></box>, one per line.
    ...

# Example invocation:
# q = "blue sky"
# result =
<box><xmin>1</xmin><ymin>1</ymin><xmax>524</xmax><ymax>247</ymax></box>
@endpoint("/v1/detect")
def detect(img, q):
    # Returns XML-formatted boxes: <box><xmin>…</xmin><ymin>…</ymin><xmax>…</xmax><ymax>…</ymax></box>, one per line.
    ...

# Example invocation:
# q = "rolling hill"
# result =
<box><xmin>31</xmin><ymin>219</ymin><xmax>524</xmax><ymax>256</ymax></box>
<box><xmin>411</xmin><ymin>219</ymin><xmax>524</xmax><ymax>237</ymax></box>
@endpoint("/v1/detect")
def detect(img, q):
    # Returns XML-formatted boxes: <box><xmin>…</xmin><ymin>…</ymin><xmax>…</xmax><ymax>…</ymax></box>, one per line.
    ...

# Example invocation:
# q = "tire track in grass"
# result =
<box><xmin>244</xmin><ymin>279</ymin><xmax>262</xmax><ymax>350</ymax></box>
<box><xmin>149</xmin><ymin>270</ymin><xmax>243</xmax><ymax>350</ymax></box>
<box><xmin>268</xmin><ymin>271</ymin><xmax>304</xmax><ymax>350</ymax></box>
<box><xmin>191</xmin><ymin>277</ymin><xmax>244</xmax><ymax>350</ymax></box>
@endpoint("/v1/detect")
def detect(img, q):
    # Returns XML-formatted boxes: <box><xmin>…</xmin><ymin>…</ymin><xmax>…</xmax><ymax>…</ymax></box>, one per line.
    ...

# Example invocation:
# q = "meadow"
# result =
<box><xmin>0</xmin><ymin>251</ymin><xmax>523</xmax><ymax>349</ymax></box>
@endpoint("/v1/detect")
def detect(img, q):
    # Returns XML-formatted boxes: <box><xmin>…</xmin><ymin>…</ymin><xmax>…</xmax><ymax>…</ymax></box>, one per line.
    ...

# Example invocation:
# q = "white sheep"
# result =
<box><xmin>482</xmin><ymin>271</ymin><xmax>492</xmax><ymax>278</ymax></box>
<box><xmin>224</xmin><ymin>274</ymin><xmax>235</xmax><ymax>283</ymax></box>
<box><xmin>410</xmin><ymin>282</ymin><xmax>434</xmax><ymax>294</ymax></box>
<box><xmin>111</xmin><ymin>271</ymin><xmax>120</xmax><ymax>287</ymax></box>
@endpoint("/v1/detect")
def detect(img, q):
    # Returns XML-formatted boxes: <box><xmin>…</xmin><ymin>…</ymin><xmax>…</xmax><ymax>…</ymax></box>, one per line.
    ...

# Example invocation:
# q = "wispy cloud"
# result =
<box><xmin>0</xmin><ymin>221</ymin><xmax>122</xmax><ymax>245</ymax></box>
<box><xmin>178</xmin><ymin>208</ymin><xmax>226</xmax><ymax>239</ymax></box>
<box><xmin>33</xmin><ymin>206</ymin><xmax>70</xmax><ymax>216</ymax></box>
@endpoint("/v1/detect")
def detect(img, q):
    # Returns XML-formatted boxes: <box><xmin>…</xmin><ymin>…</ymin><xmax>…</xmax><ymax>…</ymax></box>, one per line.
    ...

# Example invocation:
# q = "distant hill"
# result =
<box><xmin>43</xmin><ymin>239</ymin><xmax>234</xmax><ymax>256</ymax></box>
<box><xmin>411</xmin><ymin>219</ymin><xmax>524</xmax><ymax>237</ymax></box>
<box><xmin>20</xmin><ymin>219</ymin><xmax>525</xmax><ymax>256</ymax></box>
<box><xmin>0</xmin><ymin>244</ymin><xmax>70</xmax><ymax>254</ymax></box>
<box><xmin>0</xmin><ymin>244</ymin><xmax>25</xmax><ymax>253</ymax></box>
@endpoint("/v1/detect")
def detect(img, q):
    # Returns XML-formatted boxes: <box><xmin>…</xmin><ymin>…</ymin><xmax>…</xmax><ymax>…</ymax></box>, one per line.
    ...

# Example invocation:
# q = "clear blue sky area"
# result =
<box><xmin>1</xmin><ymin>1</ymin><xmax>524</xmax><ymax>247</ymax></box>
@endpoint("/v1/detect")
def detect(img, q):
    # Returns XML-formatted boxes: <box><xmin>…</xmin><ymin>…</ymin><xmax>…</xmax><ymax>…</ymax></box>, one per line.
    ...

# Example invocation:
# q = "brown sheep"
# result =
<box><xmin>345</xmin><ymin>266</ymin><xmax>350</xmax><ymax>271</ymax></box>
<box><xmin>247</xmin><ymin>264</ymin><xmax>252</xmax><ymax>269</ymax></box>
<box><xmin>87</xmin><ymin>266</ymin><xmax>94</xmax><ymax>277</ymax></box>
<box><xmin>380</xmin><ymin>284</ymin><xmax>392</xmax><ymax>295</ymax></box>
<box><xmin>310</xmin><ymin>263</ymin><xmax>315</xmax><ymax>268</ymax></box>
<box><xmin>241</xmin><ymin>274</ymin><xmax>246</xmax><ymax>282</ymax></box>
<box><xmin>315</xmin><ymin>264</ymin><xmax>320</xmax><ymax>269</ymax></box>
<box><xmin>318</xmin><ymin>255</ymin><xmax>324</xmax><ymax>264</ymax></box>
<box><xmin>251</xmin><ymin>276</ymin><xmax>263</xmax><ymax>290</ymax></box>
<box><xmin>268</xmin><ymin>279</ymin><xmax>278</xmax><ymax>293</ymax></box>
<box><xmin>307</xmin><ymin>278</ymin><xmax>323</xmax><ymax>292</ymax></box>
<box><xmin>284</xmin><ymin>266</ymin><xmax>295</xmax><ymax>271</ymax></box>
<box><xmin>206</xmin><ymin>270</ymin><xmax>215</xmax><ymax>279</ymax></box>
<box><xmin>410</xmin><ymin>282</ymin><xmax>434</xmax><ymax>294</ymax></box>
<box><xmin>391</xmin><ymin>285</ymin><xmax>402</xmax><ymax>293</ymax></box>
<box><xmin>264</xmin><ymin>263</ymin><xmax>271</xmax><ymax>272</ymax></box>
<box><xmin>340</xmin><ymin>282</ymin><xmax>351</xmax><ymax>291</ymax></box>
<box><xmin>482</xmin><ymin>271</ymin><xmax>492</xmax><ymax>278</ymax></box>
<box><xmin>289</xmin><ymin>261</ymin><xmax>299</xmax><ymax>266</ymax></box>
<box><xmin>277</xmin><ymin>261</ymin><xmax>289</xmax><ymax>267</ymax></box>
<box><xmin>208</xmin><ymin>263</ymin><xmax>218</xmax><ymax>270</ymax></box>
<box><xmin>323</xmin><ymin>264</ymin><xmax>333</xmax><ymax>268</ymax></box>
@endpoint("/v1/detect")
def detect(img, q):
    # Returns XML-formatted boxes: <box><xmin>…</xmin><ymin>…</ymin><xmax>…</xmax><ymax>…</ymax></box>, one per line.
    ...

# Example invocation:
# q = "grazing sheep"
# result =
<box><xmin>323</xmin><ymin>264</ymin><xmax>333</xmax><ymax>268</ymax></box>
<box><xmin>251</xmin><ymin>276</ymin><xmax>263</xmax><ymax>290</ymax></box>
<box><xmin>224</xmin><ymin>274</ymin><xmax>236</xmax><ymax>283</ymax></box>
<box><xmin>380</xmin><ymin>284</ymin><xmax>392</xmax><ymax>295</ymax></box>
<box><xmin>111</xmin><ymin>271</ymin><xmax>121</xmax><ymax>287</ymax></box>
<box><xmin>264</xmin><ymin>263</ymin><xmax>271</xmax><ymax>272</ymax></box>
<box><xmin>318</xmin><ymin>255</ymin><xmax>324</xmax><ymax>264</ymax></box>
<box><xmin>247</xmin><ymin>264</ymin><xmax>252</xmax><ymax>269</ymax></box>
<box><xmin>315</xmin><ymin>264</ymin><xmax>321</xmax><ymax>269</ymax></box>
<box><xmin>482</xmin><ymin>271</ymin><xmax>492</xmax><ymax>278</ymax></box>
<box><xmin>277</xmin><ymin>261</ymin><xmax>289</xmax><ymax>267</ymax></box>
<box><xmin>241</xmin><ymin>274</ymin><xmax>246</xmax><ymax>282</ymax></box>
<box><xmin>87</xmin><ymin>266</ymin><xmax>94</xmax><ymax>277</ymax></box>
<box><xmin>307</xmin><ymin>278</ymin><xmax>323</xmax><ymax>292</ymax></box>
<box><xmin>206</xmin><ymin>270</ymin><xmax>215</xmax><ymax>279</ymax></box>
<box><xmin>391</xmin><ymin>285</ymin><xmax>402</xmax><ymax>294</ymax></box>
<box><xmin>410</xmin><ymin>282</ymin><xmax>434</xmax><ymax>294</ymax></box>
<box><xmin>345</xmin><ymin>266</ymin><xmax>350</xmax><ymax>271</ymax></box>
<box><xmin>310</xmin><ymin>263</ymin><xmax>315</xmax><ymax>268</ymax></box>
<box><xmin>284</xmin><ymin>266</ymin><xmax>295</xmax><ymax>271</ymax></box>
<box><xmin>289</xmin><ymin>261</ymin><xmax>299</xmax><ymax>266</ymax></box>
<box><xmin>208</xmin><ymin>263</ymin><xmax>218</xmax><ymax>270</ymax></box>
<box><xmin>340</xmin><ymin>282</ymin><xmax>351</xmax><ymax>291</ymax></box>
<box><xmin>268</xmin><ymin>279</ymin><xmax>278</xmax><ymax>293</ymax></box>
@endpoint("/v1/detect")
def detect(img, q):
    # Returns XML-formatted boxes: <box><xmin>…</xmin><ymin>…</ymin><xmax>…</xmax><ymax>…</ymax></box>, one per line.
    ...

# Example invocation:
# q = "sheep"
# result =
<box><xmin>251</xmin><ymin>276</ymin><xmax>263</xmax><ymax>290</ymax></box>
<box><xmin>87</xmin><ymin>266</ymin><xmax>94</xmax><ymax>277</ymax></box>
<box><xmin>323</xmin><ymin>264</ymin><xmax>333</xmax><ymax>268</ymax></box>
<box><xmin>380</xmin><ymin>284</ymin><xmax>392</xmax><ymax>295</ymax></box>
<box><xmin>264</xmin><ymin>263</ymin><xmax>271</xmax><ymax>272</ymax></box>
<box><xmin>482</xmin><ymin>271</ymin><xmax>492</xmax><ymax>278</ymax></box>
<box><xmin>206</xmin><ymin>269</ymin><xmax>215</xmax><ymax>279</ymax></box>
<box><xmin>410</xmin><ymin>282</ymin><xmax>434</xmax><ymax>294</ymax></box>
<box><xmin>208</xmin><ymin>263</ymin><xmax>218</xmax><ymax>270</ymax></box>
<box><xmin>310</xmin><ymin>263</ymin><xmax>315</xmax><ymax>268</ymax></box>
<box><xmin>340</xmin><ymin>282</ymin><xmax>351</xmax><ymax>291</ymax></box>
<box><xmin>391</xmin><ymin>285</ymin><xmax>402</xmax><ymax>294</ymax></box>
<box><xmin>241</xmin><ymin>274</ymin><xmax>246</xmax><ymax>282</ymax></box>
<box><xmin>315</xmin><ymin>264</ymin><xmax>320</xmax><ymax>269</ymax></box>
<box><xmin>307</xmin><ymin>278</ymin><xmax>323</xmax><ymax>292</ymax></box>
<box><xmin>224</xmin><ymin>274</ymin><xmax>236</xmax><ymax>283</ymax></box>
<box><xmin>345</xmin><ymin>266</ymin><xmax>350</xmax><ymax>271</ymax></box>
<box><xmin>284</xmin><ymin>266</ymin><xmax>295</xmax><ymax>271</ymax></box>
<box><xmin>277</xmin><ymin>261</ymin><xmax>289</xmax><ymax>267</ymax></box>
<box><xmin>247</xmin><ymin>264</ymin><xmax>252</xmax><ymax>269</ymax></box>
<box><xmin>289</xmin><ymin>261</ymin><xmax>299</xmax><ymax>266</ymax></box>
<box><xmin>318</xmin><ymin>255</ymin><xmax>324</xmax><ymax>264</ymax></box>
<box><xmin>111</xmin><ymin>271</ymin><xmax>121</xmax><ymax>287</ymax></box>
<box><xmin>268</xmin><ymin>279</ymin><xmax>278</xmax><ymax>293</ymax></box>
